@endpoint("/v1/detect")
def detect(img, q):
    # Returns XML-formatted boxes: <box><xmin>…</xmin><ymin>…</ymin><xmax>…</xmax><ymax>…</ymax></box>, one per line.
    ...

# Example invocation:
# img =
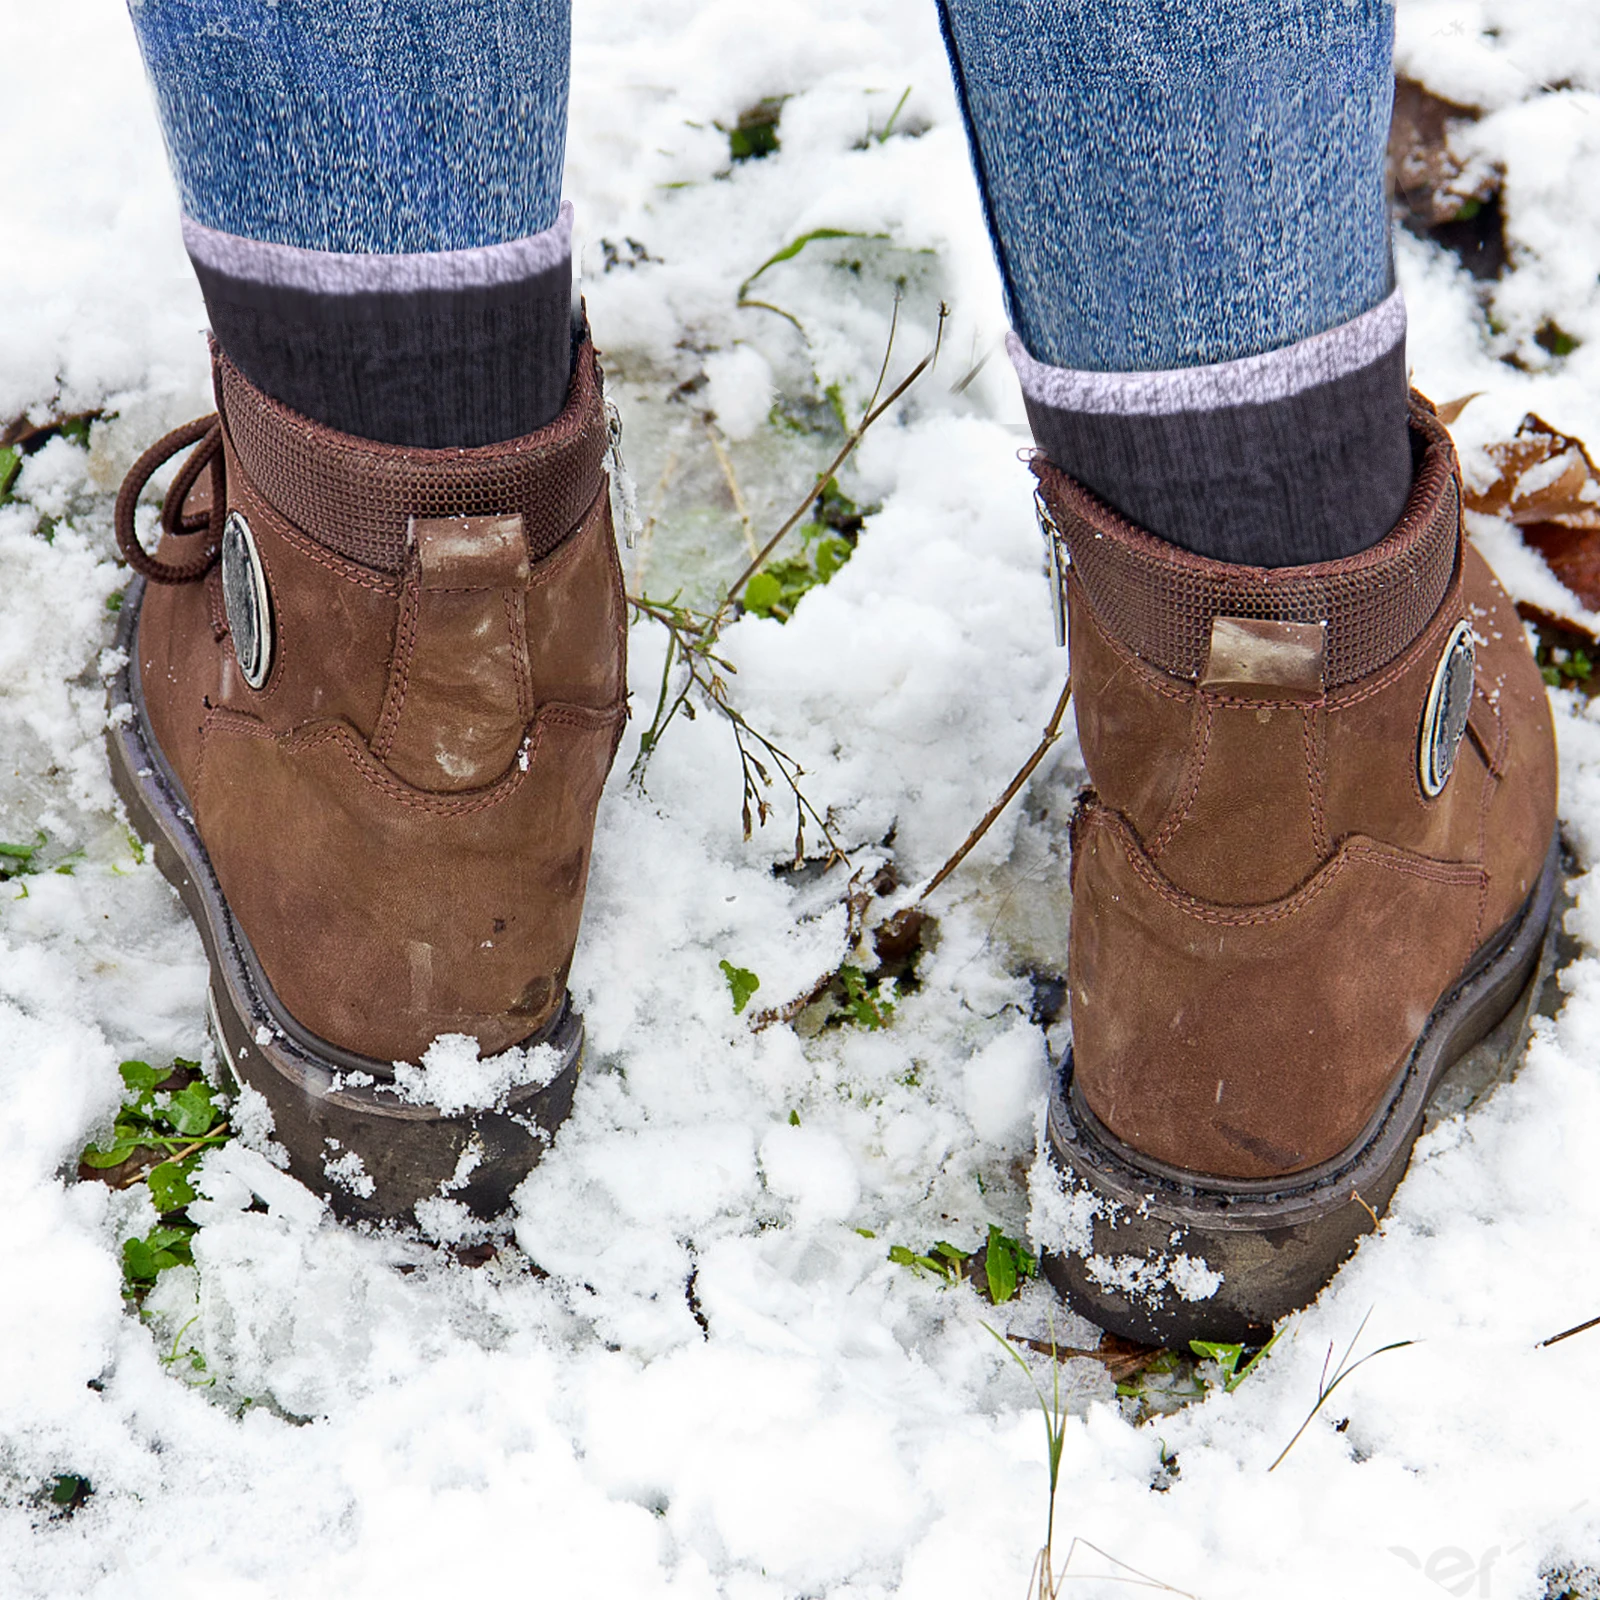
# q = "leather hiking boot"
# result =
<box><xmin>1028</xmin><ymin>395</ymin><xmax>1560</xmax><ymax>1345</ymax></box>
<box><xmin>106</xmin><ymin>338</ymin><xmax>628</xmax><ymax>1222</ymax></box>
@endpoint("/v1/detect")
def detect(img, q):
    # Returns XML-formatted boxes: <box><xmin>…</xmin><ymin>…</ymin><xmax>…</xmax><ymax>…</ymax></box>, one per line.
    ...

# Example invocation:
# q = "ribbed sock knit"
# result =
<box><xmin>1013</xmin><ymin>290</ymin><xmax>1414</xmax><ymax>568</ymax></box>
<box><xmin>184</xmin><ymin>205</ymin><xmax>576</xmax><ymax>449</ymax></box>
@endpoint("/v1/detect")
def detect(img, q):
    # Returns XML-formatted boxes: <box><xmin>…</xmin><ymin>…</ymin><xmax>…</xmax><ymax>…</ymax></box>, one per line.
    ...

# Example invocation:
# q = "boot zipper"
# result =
<box><xmin>604</xmin><ymin>399</ymin><xmax>642</xmax><ymax>550</ymax></box>
<box><xmin>1035</xmin><ymin>488</ymin><xmax>1069</xmax><ymax>648</ymax></box>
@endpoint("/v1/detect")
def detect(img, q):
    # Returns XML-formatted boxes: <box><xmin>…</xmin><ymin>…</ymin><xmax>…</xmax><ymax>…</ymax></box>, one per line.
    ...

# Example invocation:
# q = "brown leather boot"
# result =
<box><xmin>1030</xmin><ymin>395</ymin><xmax>1559</xmax><ymax>1345</ymax></box>
<box><xmin>107</xmin><ymin>339</ymin><xmax>627</xmax><ymax>1221</ymax></box>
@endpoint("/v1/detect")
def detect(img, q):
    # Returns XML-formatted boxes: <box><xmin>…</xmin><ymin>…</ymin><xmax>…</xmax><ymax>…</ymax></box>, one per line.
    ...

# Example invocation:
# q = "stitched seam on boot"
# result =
<box><xmin>1303</xmin><ymin>704</ymin><xmax>1330</xmax><ymax>856</ymax></box>
<box><xmin>202</xmin><ymin>701</ymin><xmax>626</xmax><ymax>817</ymax></box>
<box><xmin>1092</xmin><ymin>806</ymin><xmax>1486</xmax><ymax>927</ymax></box>
<box><xmin>1146</xmin><ymin>696</ymin><xmax>1212</xmax><ymax>860</ymax></box>
<box><xmin>506</xmin><ymin>588</ymin><xmax>535</xmax><ymax>724</ymax></box>
<box><xmin>370</xmin><ymin>559</ymin><xmax>421</xmax><ymax>761</ymax></box>
<box><xmin>522</xmin><ymin>485</ymin><xmax>609</xmax><ymax>592</ymax></box>
<box><xmin>1328</xmin><ymin>566</ymin><xmax>1467</xmax><ymax>712</ymax></box>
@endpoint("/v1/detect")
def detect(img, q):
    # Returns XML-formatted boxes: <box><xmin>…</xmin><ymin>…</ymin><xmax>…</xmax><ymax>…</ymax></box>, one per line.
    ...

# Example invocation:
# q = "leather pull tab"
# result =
<box><xmin>1201</xmin><ymin>617</ymin><xmax>1327</xmax><ymax>695</ymax></box>
<box><xmin>412</xmin><ymin>514</ymin><xmax>530</xmax><ymax>590</ymax></box>
<box><xmin>372</xmin><ymin>515</ymin><xmax>535</xmax><ymax>791</ymax></box>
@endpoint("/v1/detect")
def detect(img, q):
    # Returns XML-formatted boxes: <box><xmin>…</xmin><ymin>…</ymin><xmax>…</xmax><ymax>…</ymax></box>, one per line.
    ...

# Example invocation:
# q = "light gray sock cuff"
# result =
<box><xmin>182</xmin><ymin>202</ymin><xmax>573</xmax><ymax>295</ymax></box>
<box><xmin>1009</xmin><ymin>288</ymin><xmax>1406</xmax><ymax>416</ymax></box>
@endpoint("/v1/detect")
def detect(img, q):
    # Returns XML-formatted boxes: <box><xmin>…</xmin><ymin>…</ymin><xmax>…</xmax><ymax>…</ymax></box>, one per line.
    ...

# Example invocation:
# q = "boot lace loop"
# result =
<box><xmin>114</xmin><ymin>416</ymin><xmax>225</xmax><ymax>583</ymax></box>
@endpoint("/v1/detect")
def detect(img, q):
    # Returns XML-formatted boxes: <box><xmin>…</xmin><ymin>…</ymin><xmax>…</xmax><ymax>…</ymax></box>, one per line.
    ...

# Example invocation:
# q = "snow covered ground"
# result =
<box><xmin>4</xmin><ymin>0</ymin><xmax>1600</xmax><ymax>1594</ymax></box>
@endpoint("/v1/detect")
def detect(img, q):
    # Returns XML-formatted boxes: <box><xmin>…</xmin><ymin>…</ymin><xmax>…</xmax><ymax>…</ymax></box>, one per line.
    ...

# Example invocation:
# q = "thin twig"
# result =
<box><xmin>111</xmin><ymin>1122</ymin><xmax>231</xmax><ymax>1190</ymax></box>
<box><xmin>919</xmin><ymin>677</ymin><xmax>1073</xmax><ymax>902</ymax></box>
<box><xmin>714</xmin><ymin>301</ymin><xmax>946</xmax><ymax>627</ymax></box>
<box><xmin>1054</xmin><ymin>1537</ymin><xmax>1198</xmax><ymax>1596</ymax></box>
<box><xmin>1540</xmin><ymin>1312</ymin><xmax>1600</xmax><ymax>1349</ymax></box>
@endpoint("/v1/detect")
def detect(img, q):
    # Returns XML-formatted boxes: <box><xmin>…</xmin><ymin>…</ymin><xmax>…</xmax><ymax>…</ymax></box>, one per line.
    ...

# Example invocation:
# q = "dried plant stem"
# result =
<box><xmin>919</xmin><ymin>676</ymin><xmax>1073</xmax><ymax>903</ymax></box>
<box><xmin>626</xmin><ymin>593</ymin><xmax>842</xmax><ymax>864</ymax></box>
<box><xmin>111</xmin><ymin>1122</ymin><xmax>232</xmax><ymax>1190</ymax></box>
<box><xmin>625</xmin><ymin>297</ymin><xmax>946</xmax><ymax>863</ymax></box>
<box><xmin>713</xmin><ymin>299</ymin><xmax>947</xmax><ymax>629</ymax></box>
<box><xmin>704</xmin><ymin>419</ymin><xmax>759</xmax><ymax>558</ymax></box>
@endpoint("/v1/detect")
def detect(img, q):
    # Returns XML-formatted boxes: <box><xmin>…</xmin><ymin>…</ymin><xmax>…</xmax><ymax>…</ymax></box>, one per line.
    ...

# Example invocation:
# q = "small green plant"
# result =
<box><xmin>0</xmin><ymin>445</ymin><xmax>19</xmax><ymax>502</ymax></box>
<box><xmin>719</xmin><ymin>960</ymin><xmax>761</xmax><ymax>1015</ymax></box>
<box><xmin>724</xmin><ymin>98</ymin><xmax>783</xmax><ymax>162</ymax></box>
<box><xmin>983</xmin><ymin>1224</ymin><xmax>1038</xmax><ymax>1305</ymax></box>
<box><xmin>1188</xmin><ymin>1328</ymin><xmax>1283</xmax><ymax>1393</ymax></box>
<box><xmin>985</xmin><ymin>1320</ymin><xmax>1069</xmax><ymax>1599</ymax></box>
<box><xmin>1542</xmin><ymin>644</ymin><xmax>1593</xmax><ymax>688</ymax></box>
<box><xmin>42</xmin><ymin>1474</ymin><xmax>93</xmax><ymax>1518</ymax></box>
<box><xmin>0</xmin><ymin>830</ymin><xmax>44</xmax><ymax>882</ymax></box>
<box><xmin>837</xmin><ymin>964</ymin><xmax>895</xmax><ymax>1029</ymax></box>
<box><xmin>867</xmin><ymin>86</ymin><xmax>913</xmax><ymax>145</ymax></box>
<box><xmin>743</xmin><ymin>479</ymin><xmax>875</xmax><ymax>622</ymax></box>
<box><xmin>888</xmin><ymin>1239</ymin><xmax>967</xmax><ymax>1282</ymax></box>
<box><xmin>887</xmin><ymin>1225</ymin><xmax>1036</xmax><ymax>1304</ymax></box>
<box><xmin>1268</xmin><ymin>1308</ymin><xmax>1414</xmax><ymax>1471</ymax></box>
<box><xmin>1536</xmin><ymin>320</ymin><xmax>1580</xmax><ymax>360</ymax></box>
<box><xmin>159</xmin><ymin>1314</ymin><xmax>215</xmax><ymax>1386</ymax></box>
<box><xmin>79</xmin><ymin>1059</ymin><xmax>233</xmax><ymax>1299</ymax></box>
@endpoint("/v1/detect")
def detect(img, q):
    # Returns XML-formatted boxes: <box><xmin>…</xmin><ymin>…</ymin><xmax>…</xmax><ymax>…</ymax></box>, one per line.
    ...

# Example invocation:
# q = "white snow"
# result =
<box><xmin>391</xmin><ymin>1032</ymin><xmax>565</xmax><ymax>1114</ymax></box>
<box><xmin>4</xmin><ymin>0</ymin><xmax>1600</xmax><ymax>1595</ymax></box>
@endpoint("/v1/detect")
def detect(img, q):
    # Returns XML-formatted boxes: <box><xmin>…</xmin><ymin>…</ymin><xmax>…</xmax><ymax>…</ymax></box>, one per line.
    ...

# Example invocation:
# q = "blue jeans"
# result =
<box><xmin>936</xmin><ymin>0</ymin><xmax>1396</xmax><ymax>369</ymax></box>
<box><xmin>129</xmin><ymin>0</ymin><xmax>568</xmax><ymax>252</ymax></box>
<box><xmin>129</xmin><ymin>0</ymin><xmax>1394</xmax><ymax>370</ymax></box>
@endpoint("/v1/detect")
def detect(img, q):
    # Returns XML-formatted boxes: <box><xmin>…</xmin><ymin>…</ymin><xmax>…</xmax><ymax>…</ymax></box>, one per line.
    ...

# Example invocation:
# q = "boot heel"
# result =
<box><xmin>1035</xmin><ymin>834</ymin><xmax>1562</xmax><ymax>1347</ymax></box>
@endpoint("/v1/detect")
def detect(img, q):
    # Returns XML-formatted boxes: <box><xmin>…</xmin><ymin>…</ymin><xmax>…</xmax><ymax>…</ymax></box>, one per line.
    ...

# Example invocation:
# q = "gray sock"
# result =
<box><xmin>183</xmin><ymin>207</ymin><xmax>577</xmax><ymax>449</ymax></box>
<box><xmin>1012</xmin><ymin>291</ymin><xmax>1413</xmax><ymax>568</ymax></box>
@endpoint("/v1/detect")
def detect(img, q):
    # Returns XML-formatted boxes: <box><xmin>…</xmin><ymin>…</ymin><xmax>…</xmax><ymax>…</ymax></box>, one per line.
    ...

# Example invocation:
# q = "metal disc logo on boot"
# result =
<box><xmin>221</xmin><ymin>511</ymin><xmax>274</xmax><ymax>690</ymax></box>
<box><xmin>1419</xmin><ymin>619</ymin><xmax>1476</xmax><ymax>798</ymax></box>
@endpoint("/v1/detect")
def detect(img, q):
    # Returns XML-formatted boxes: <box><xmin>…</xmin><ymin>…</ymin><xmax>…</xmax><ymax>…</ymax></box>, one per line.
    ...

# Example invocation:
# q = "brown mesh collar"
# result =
<box><xmin>214</xmin><ymin>338</ymin><xmax>608</xmax><ymax>574</ymax></box>
<box><xmin>1035</xmin><ymin>397</ymin><xmax>1461</xmax><ymax>690</ymax></box>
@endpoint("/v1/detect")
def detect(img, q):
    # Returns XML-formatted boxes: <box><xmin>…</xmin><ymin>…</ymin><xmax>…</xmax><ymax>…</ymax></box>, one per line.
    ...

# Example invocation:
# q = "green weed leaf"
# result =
<box><xmin>719</xmin><ymin>959</ymin><xmax>760</xmax><ymax>1015</ymax></box>
<box><xmin>118</xmin><ymin>1060</ymin><xmax>164</xmax><ymax>1094</ymax></box>
<box><xmin>165</xmin><ymin>1081</ymin><xmax>218</xmax><ymax>1138</ymax></box>
<box><xmin>984</xmin><ymin>1224</ymin><xmax>1037</xmax><ymax>1305</ymax></box>
<box><xmin>742</xmin><ymin>572</ymin><xmax>784</xmax><ymax>617</ymax></box>
<box><xmin>147</xmin><ymin>1160</ymin><xmax>197</xmax><ymax>1214</ymax></box>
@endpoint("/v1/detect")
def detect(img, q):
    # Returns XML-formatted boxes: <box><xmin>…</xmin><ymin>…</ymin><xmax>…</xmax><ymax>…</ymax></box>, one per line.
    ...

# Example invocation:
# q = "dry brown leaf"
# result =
<box><xmin>1434</xmin><ymin>393</ymin><xmax>1482</xmax><ymax>426</ymax></box>
<box><xmin>1463</xmin><ymin>416</ymin><xmax>1600</xmax><ymax>609</ymax></box>
<box><xmin>1387</xmin><ymin>78</ymin><xmax>1492</xmax><ymax>227</ymax></box>
<box><xmin>1466</xmin><ymin>415</ymin><xmax>1600</xmax><ymax>529</ymax></box>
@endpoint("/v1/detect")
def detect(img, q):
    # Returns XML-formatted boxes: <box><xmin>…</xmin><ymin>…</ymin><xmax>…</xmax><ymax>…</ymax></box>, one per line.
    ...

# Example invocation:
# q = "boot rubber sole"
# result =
<box><xmin>106</xmin><ymin>575</ymin><xmax>582</xmax><ymax>1224</ymax></box>
<box><xmin>1037</xmin><ymin>830</ymin><xmax>1563</xmax><ymax>1347</ymax></box>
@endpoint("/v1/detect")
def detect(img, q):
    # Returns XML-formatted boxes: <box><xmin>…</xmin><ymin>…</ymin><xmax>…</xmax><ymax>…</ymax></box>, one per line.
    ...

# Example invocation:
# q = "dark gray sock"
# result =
<box><xmin>183</xmin><ymin>211</ymin><xmax>576</xmax><ymax>449</ymax></box>
<box><xmin>1014</xmin><ymin>291</ymin><xmax>1414</xmax><ymax>567</ymax></box>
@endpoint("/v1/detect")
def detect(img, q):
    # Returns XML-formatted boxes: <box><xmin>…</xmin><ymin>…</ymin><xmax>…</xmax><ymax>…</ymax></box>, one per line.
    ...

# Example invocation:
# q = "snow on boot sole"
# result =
<box><xmin>1038</xmin><ymin>830</ymin><xmax>1562</xmax><ymax>1348</ymax></box>
<box><xmin>107</xmin><ymin>574</ymin><xmax>582</xmax><ymax>1225</ymax></box>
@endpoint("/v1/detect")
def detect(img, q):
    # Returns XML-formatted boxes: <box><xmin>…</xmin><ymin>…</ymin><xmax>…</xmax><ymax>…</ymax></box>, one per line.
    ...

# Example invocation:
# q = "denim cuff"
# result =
<box><xmin>1008</xmin><ymin>288</ymin><xmax>1405</xmax><ymax>417</ymax></box>
<box><xmin>182</xmin><ymin>201</ymin><xmax>573</xmax><ymax>294</ymax></box>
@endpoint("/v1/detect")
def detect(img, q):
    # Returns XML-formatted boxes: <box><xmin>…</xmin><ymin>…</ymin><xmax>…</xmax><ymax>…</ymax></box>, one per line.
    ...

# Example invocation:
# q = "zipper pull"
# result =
<box><xmin>604</xmin><ymin>399</ymin><xmax>642</xmax><ymax>550</ymax></box>
<box><xmin>1035</xmin><ymin>489</ymin><xmax>1068</xmax><ymax>648</ymax></box>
